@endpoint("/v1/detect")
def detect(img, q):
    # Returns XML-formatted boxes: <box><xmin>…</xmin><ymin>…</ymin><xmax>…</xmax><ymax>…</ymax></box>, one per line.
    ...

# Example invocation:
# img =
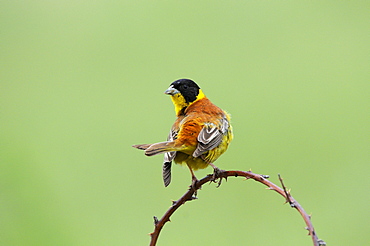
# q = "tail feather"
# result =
<box><xmin>133</xmin><ymin>141</ymin><xmax>180</xmax><ymax>156</ymax></box>
<box><xmin>162</xmin><ymin>162</ymin><xmax>172</xmax><ymax>187</ymax></box>
<box><xmin>144</xmin><ymin>141</ymin><xmax>177</xmax><ymax>156</ymax></box>
<box><xmin>132</xmin><ymin>144</ymin><xmax>152</xmax><ymax>150</ymax></box>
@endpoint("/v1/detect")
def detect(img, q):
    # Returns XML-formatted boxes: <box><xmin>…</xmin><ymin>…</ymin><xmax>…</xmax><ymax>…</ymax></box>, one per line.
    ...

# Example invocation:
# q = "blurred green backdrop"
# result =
<box><xmin>1</xmin><ymin>1</ymin><xmax>369</xmax><ymax>245</ymax></box>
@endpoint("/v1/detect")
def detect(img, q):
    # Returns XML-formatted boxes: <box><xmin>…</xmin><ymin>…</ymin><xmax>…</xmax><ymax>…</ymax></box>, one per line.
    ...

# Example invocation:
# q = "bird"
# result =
<box><xmin>132</xmin><ymin>79</ymin><xmax>233</xmax><ymax>187</ymax></box>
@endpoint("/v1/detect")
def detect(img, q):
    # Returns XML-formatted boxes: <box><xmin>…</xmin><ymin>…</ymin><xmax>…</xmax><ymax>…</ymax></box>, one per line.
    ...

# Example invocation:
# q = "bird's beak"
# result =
<box><xmin>164</xmin><ymin>85</ymin><xmax>180</xmax><ymax>95</ymax></box>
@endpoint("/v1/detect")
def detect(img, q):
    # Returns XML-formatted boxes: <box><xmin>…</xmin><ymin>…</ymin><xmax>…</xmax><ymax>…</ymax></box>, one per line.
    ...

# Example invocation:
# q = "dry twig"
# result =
<box><xmin>149</xmin><ymin>170</ymin><xmax>326</xmax><ymax>246</ymax></box>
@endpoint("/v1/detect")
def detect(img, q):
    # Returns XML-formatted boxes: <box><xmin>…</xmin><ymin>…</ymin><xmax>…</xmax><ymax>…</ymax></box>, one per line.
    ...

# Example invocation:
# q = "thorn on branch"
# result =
<box><xmin>278</xmin><ymin>173</ymin><xmax>296</xmax><ymax>207</ymax></box>
<box><xmin>317</xmin><ymin>239</ymin><xmax>327</xmax><ymax>245</ymax></box>
<box><xmin>153</xmin><ymin>216</ymin><xmax>159</xmax><ymax>225</ymax></box>
<box><xmin>186</xmin><ymin>196</ymin><xmax>198</xmax><ymax>202</ymax></box>
<box><xmin>305</xmin><ymin>226</ymin><xmax>313</xmax><ymax>236</ymax></box>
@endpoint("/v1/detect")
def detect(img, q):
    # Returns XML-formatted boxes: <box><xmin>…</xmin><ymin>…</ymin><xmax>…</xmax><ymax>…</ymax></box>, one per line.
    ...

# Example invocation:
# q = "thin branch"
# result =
<box><xmin>149</xmin><ymin>170</ymin><xmax>326</xmax><ymax>246</ymax></box>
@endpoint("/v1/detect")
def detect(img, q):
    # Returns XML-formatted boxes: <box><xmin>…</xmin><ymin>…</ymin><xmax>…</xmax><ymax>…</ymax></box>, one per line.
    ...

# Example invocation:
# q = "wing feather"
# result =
<box><xmin>193</xmin><ymin>116</ymin><xmax>229</xmax><ymax>158</ymax></box>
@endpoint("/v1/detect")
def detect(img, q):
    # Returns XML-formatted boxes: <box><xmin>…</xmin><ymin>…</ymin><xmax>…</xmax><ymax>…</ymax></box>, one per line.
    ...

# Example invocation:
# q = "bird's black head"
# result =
<box><xmin>165</xmin><ymin>79</ymin><xmax>201</xmax><ymax>103</ymax></box>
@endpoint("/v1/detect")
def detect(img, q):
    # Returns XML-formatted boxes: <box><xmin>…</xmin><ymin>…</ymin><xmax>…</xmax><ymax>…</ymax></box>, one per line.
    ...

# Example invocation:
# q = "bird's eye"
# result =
<box><xmin>183</xmin><ymin>85</ymin><xmax>188</xmax><ymax>90</ymax></box>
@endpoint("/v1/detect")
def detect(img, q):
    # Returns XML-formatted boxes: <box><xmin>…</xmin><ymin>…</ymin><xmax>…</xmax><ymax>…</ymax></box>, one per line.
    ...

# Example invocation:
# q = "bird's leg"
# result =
<box><xmin>199</xmin><ymin>155</ymin><xmax>224</xmax><ymax>187</ymax></box>
<box><xmin>209</xmin><ymin>163</ymin><xmax>225</xmax><ymax>187</ymax></box>
<box><xmin>209</xmin><ymin>162</ymin><xmax>221</xmax><ymax>178</ymax></box>
<box><xmin>187</xmin><ymin>165</ymin><xmax>199</xmax><ymax>197</ymax></box>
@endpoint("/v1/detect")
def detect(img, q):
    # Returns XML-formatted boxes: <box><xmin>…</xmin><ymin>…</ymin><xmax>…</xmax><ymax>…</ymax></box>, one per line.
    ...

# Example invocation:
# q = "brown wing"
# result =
<box><xmin>193</xmin><ymin>116</ymin><xmax>229</xmax><ymax>158</ymax></box>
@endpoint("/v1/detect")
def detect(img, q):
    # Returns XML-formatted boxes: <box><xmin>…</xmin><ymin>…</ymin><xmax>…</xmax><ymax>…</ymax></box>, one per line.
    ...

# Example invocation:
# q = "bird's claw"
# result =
<box><xmin>211</xmin><ymin>167</ymin><xmax>226</xmax><ymax>187</ymax></box>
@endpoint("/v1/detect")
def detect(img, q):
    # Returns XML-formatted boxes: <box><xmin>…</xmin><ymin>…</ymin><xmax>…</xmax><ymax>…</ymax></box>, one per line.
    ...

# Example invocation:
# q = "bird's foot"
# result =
<box><xmin>189</xmin><ymin>177</ymin><xmax>199</xmax><ymax>198</ymax></box>
<box><xmin>211</xmin><ymin>167</ymin><xmax>226</xmax><ymax>188</ymax></box>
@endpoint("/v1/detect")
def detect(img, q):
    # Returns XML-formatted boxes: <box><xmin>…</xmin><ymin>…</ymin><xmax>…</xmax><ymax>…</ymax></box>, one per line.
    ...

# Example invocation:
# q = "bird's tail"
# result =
<box><xmin>132</xmin><ymin>141</ymin><xmax>181</xmax><ymax>156</ymax></box>
<box><xmin>132</xmin><ymin>144</ymin><xmax>152</xmax><ymax>150</ymax></box>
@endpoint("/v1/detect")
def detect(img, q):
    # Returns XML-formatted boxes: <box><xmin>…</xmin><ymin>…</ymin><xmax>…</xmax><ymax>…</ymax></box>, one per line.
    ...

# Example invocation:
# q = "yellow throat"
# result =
<box><xmin>170</xmin><ymin>89</ymin><xmax>206</xmax><ymax>115</ymax></box>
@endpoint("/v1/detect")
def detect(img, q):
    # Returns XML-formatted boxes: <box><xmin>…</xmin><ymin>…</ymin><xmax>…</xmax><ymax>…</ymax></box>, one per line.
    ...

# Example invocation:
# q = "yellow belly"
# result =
<box><xmin>174</xmin><ymin>131</ymin><xmax>233</xmax><ymax>171</ymax></box>
<box><xmin>174</xmin><ymin>152</ymin><xmax>209</xmax><ymax>170</ymax></box>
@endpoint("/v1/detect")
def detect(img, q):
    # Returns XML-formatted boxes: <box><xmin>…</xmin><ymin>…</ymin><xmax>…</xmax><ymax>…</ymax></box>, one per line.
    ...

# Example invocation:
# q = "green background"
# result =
<box><xmin>1</xmin><ymin>1</ymin><xmax>369</xmax><ymax>245</ymax></box>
